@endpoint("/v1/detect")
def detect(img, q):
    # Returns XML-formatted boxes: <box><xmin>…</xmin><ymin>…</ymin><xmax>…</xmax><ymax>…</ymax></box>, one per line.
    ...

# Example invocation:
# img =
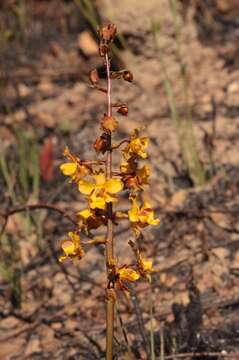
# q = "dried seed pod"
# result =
<box><xmin>94</xmin><ymin>133</ymin><xmax>109</xmax><ymax>154</ymax></box>
<box><xmin>89</xmin><ymin>69</ymin><xmax>99</xmax><ymax>84</ymax></box>
<box><xmin>123</xmin><ymin>70</ymin><xmax>133</xmax><ymax>82</ymax></box>
<box><xmin>117</xmin><ymin>105</ymin><xmax>128</xmax><ymax>116</ymax></box>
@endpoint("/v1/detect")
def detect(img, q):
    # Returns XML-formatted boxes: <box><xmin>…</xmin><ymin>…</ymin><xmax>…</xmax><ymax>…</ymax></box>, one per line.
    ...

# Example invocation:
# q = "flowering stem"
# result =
<box><xmin>105</xmin><ymin>52</ymin><xmax>114</xmax><ymax>360</ymax></box>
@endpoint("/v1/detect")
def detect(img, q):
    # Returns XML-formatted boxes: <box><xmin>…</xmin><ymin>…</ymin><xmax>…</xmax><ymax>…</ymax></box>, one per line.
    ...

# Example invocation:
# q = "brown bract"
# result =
<box><xmin>123</xmin><ymin>175</ymin><xmax>141</xmax><ymax>190</ymax></box>
<box><xmin>99</xmin><ymin>24</ymin><xmax>117</xmax><ymax>57</ymax></box>
<box><xmin>99</xmin><ymin>24</ymin><xmax>117</xmax><ymax>43</ymax></box>
<box><xmin>101</xmin><ymin>115</ymin><xmax>118</xmax><ymax>133</ymax></box>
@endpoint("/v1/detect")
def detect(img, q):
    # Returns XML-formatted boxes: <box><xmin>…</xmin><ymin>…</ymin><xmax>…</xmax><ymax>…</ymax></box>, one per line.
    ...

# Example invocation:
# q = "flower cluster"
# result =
<box><xmin>58</xmin><ymin>23</ymin><xmax>160</xmax><ymax>299</ymax></box>
<box><xmin>120</xmin><ymin>129</ymin><xmax>160</xmax><ymax>236</ymax></box>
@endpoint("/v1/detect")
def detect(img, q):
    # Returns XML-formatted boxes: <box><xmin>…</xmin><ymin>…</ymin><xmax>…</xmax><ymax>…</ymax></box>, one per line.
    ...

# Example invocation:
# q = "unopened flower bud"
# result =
<box><xmin>89</xmin><ymin>69</ymin><xmax>99</xmax><ymax>84</ymax></box>
<box><xmin>123</xmin><ymin>70</ymin><xmax>133</xmax><ymax>82</ymax></box>
<box><xmin>117</xmin><ymin>105</ymin><xmax>128</xmax><ymax>116</ymax></box>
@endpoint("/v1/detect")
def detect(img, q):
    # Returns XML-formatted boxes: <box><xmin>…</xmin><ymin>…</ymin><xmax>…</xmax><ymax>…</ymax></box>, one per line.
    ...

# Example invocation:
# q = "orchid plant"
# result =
<box><xmin>59</xmin><ymin>24</ymin><xmax>160</xmax><ymax>359</ymax></box>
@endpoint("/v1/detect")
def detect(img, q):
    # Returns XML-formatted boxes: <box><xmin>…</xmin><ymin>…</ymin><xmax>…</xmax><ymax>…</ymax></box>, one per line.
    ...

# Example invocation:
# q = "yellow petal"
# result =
<box><xmin>59</xmin><ymin>256</ymin><xmax>67</xmax><ymax>262</ymax></box>
<box><xmin>60</xmin><ymin>163</ymin><xmax>77</xmax><ymax>176</ymax></box>
<box><xmin>141</xmin><ymin>259</ymin><xmax>153</xmax><ymax>272</ymax></box>
<box><xmin>93</xmin><ymin>171</ymin><xmax>106</xmax><ymax>185</ymax></box>
<box><xmin>145</xmin><ymin>211</ymin><xmax>160</xmax><ymax>225</ymax></box>
<box><xmin>106</xmin><ymin>178</ymin><xmax>123</xmax><ymax>194</ymax></box>
<box><xmin>142</xmin><ymin>201</ymin><xmax>151</xmax><ymax>210</ymax></box>
<box><xmin>128</xmin><ymin>197</ymin><xmax>140</xmax><ymax>222</ymax></box>
<box><xmin>69</xmin><ymin>232</ymin><xmax>80</xmax><ymax>250</ymax></box>
<box><xmin>128</xmin><ymin>208</ymin><xmax>139</xmax><ymax>222</ymax></box>
<box><xmin>78</xmin><ymin>180</ymin><xmax>95</xmax><ymax>195</ymax></box>
<box><xmin>105</xmin><ymin>192</ymin><xmax>118</xmax><ymax>204</ymax></box>
<box><xmin>149</xmin><ymin>217</ymin><xmax>160</xmax><ymax>225</ymax></box>
<box><xmin>89</xmin><ymin>193</ymin><xmax>106</xmax><ymax>210</ymax></box>
<box><xmin>78</xmin><ymin>209</ymin><xmax>92</xmax><ymax>219</ymax></box>
<box><xmin>141</xmin><ymin>137</ymin><xmax>149</xmax><ymax>147</ymax></box>
<box><xmin>140</xmin><ymin>202</ymin><xmax>160</xmax><ymax>225</ymax></box>
<box><xmin>118</xmin><ymin>268</ymin><xmax>140</xmax><ymax>282</ymax></box>
<box><xmin>61</xmin><ymin>240</ymin><xmax>75</xmax><ymax>256</ymax></box>
<box><xmin>130</xmin><ymin>137</ymin><xmax>149</xmax><ymax>158</ymax></box>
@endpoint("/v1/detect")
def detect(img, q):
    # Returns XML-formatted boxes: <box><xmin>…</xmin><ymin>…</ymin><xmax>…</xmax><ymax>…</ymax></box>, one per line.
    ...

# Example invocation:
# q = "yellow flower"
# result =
<box><xmin>78</xmin><ymin>208</ymin><xmax>93</xmax><ymax>219</ymax></box>
<box><xmin>123</xmin><ymin>131</ymin><xmax>149</xmax><ymax>160</ymax></box>
<box><xmin>138</xmin><ymin>255</ymin><xmax>153</xmax><ymax>278</ymax></box>
<box><xmin>115</xmin><ymin>266</ymin><xmax>140</xmax><ymax>297</ymax></box>
<box><xmin>60</xmin><ymin>147</ymin><xmax>88</xmax><ymax>182</ymax></box>
<box><xmin>123</xmin><ymin>165</ymin><xmax>150</xmax><ymax>191</ymax></box>
<box><xmin>128</xmin><ymin>195</ymin><xmax>160</xmax><ymax>235</ymax></box>
<box><xmin>107</xmin><ymin>261</ymin><xmax>140</xmax><ymax>298</ymax></box>
<box><xmin>59</xmin><ymin>232</ymin><xmax>85</xmax><ymax>262</ymax></box>
<box><xmin>78</xmin><ymin>170</ymin><xmax>123</xmax><ymax>210</ymax></box>
<box><xmin>128</xmin><ymin>240</ymin><xmax>153</xmax><ymax>278</ymax></box>
<box><xmin>117</xmin><ymin>267</ymin><xmax>140</xmax><ymax>282</ymax></box>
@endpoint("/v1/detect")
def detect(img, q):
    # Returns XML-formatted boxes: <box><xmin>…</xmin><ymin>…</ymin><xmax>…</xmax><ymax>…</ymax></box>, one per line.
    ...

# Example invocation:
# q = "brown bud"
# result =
<box><xmin>101</xmin><ymin>115</ymin><xmax>118</xmax><ymax>133</ymax></box>
<box><xmin>123</xmin><ymin>70</ymin><xmax>133</xmax><ymax>82</ymax></box>
<box><xmin>99</xmin><ymin>44</ymin><xmax>108</xmax><ymax>57</ymax></box>
<box><xmin>94</xmin><ymin>135</ymin><xmax>108</xmax><ymax>154</ymax></box>
<box><xmin>117</xmin><ymin>105</ymin><xmax>128</xmax><ymax>116</ymax></box>
<box><xmin>99</xmin><ymin>24</ymin><xmax>117</xmax><ymax>43</ymax></box>
<box><xmin>89</xmin><ymin>69</ymin><xmax>99</xmax><ymax>84</ymax></box>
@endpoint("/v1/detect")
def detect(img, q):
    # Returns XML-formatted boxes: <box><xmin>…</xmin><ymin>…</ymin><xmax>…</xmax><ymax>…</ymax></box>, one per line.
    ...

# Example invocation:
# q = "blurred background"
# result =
<box><xmin>0</xmin><ymin>1</ymin><xmax>239</xmax><ymax>359</ymax></box>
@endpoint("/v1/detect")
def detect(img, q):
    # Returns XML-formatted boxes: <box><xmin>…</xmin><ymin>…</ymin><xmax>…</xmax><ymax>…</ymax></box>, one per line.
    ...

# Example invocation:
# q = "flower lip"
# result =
<box><xmin>78</xmin><ymin>170</ymin><xmax>123</xmax><ymax>210</ymax></box>
<box><xmin>62</xmin><ymin>240</ymin><xmax>75</xmax><ymax>256</ymax></box>
<box><xmin>59</xmin><ymin>232</ymin><xmax>84</xmax><ymax>262</ymax></box>
<box><xmin>60</xmin><ymin>163</ymin><xmax>78</xmax><ymax>176</ymax></box>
